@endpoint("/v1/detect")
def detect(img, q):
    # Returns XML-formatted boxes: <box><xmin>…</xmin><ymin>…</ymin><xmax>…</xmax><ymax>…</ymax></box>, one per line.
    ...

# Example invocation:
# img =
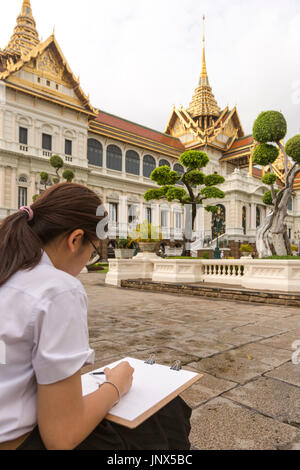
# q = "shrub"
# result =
<box><xmin>253</xmin><ymin>111</ymin><xmax>287</xmax><ymax>143</ymax></box>
<box><xmin>240</xmin><ymin>244</ymin><xmax>252</xmax><ymax>252</ymax></box>
<box><xmin>262</xmin><ymin>173</ymin><xmax>277</xmax><ymax>185</ymax></box>
<box><xmin>285</xmin><ymin>135</ymin><xmax>300</xmax><ymax>164</ymax></box>
<box><xmin>253</xmin><ymin>144</ymin><xmax>279</xmax><ymax>166</ymax></box>
<box><xmin>202</xmin><ymin>252</ymin><xmax>210</xmax><ymax>259</ymax></box>
<box><xmin>62</xmin><ymin>169</ymin><xmax>75</xmax><ymax>183</ymax></box>
<box><xmin>117</xmin><ymin>238</ymin><xmax>131</xmax><ymax>249</ymax></box>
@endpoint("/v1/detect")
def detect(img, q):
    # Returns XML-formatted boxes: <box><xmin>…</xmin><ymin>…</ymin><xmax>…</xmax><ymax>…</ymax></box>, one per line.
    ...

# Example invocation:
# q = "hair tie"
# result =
<box><xmin>19</xmin><ymin>206</ymin><xmax>34</xmax><ymax>221</ymax></box>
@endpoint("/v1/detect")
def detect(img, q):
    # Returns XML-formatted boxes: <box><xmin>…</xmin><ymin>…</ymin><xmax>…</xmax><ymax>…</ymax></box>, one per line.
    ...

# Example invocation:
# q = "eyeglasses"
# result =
<box><xmin>88</xmin><ymin>239</ymin><xmax>101</xmax><ymax>262</ymax></box>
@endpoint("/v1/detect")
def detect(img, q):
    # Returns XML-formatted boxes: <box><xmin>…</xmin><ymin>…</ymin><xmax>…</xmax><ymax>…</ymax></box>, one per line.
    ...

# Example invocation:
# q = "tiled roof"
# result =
<box><xmin>89</xmin><ymin>110</ymin><xmax>185</xmax><ymax>158</ymax></box>
<box><xmin>228</xmin><ymin>135</ymin><xmax>254</xmax><ymax>151</ymax></box>
<box><xmin>220</xmin><ymin>135</ymin><xmax>254</xmax><ymax>161</ymax></box>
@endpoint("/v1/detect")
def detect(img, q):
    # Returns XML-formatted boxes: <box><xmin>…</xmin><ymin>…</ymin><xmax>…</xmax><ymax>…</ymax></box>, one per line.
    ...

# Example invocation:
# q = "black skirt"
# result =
<box><xmin>17</xmin><ymin>397</ymin><xmax>192</xmax><ymax>450</ymax></box>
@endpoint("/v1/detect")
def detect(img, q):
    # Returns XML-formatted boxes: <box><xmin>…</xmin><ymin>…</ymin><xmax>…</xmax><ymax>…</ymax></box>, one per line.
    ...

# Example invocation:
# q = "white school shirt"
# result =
<box><xmin>0</xmin><ymin>252</ymin><xmax>95</xmax><ymax>443</ymax></box>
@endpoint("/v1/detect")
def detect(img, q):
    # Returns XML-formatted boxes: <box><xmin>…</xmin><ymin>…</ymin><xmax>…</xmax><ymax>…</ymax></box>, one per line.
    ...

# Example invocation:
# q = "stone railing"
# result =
<box><xmin>201</xmin><ymin>260</ymin><xmax>245</xmax><ymax>285</ymax></box>
<box><xmin>105</xmin><ymin>256</ymin><xmax>300</xmax><ymax>293</ymax></box>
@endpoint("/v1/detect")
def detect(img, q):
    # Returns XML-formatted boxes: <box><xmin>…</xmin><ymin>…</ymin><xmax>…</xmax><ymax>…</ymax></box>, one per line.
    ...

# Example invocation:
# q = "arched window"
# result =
<box><xmin>159</xmin><ymin>159</ymin><xmax>170</xmax><ymax>167</ymax></box>
<box><xmin>18</xmin><ymin>175</ymin><xmax>28</xmax><ymax>184</ymax></box>
<box><xmin>107</xmin><ymin>145</ymin><xmax>122</xmax><ymax>171</ymax></box>
<box><xmin>256</xmin><ymin>207</ymin><xmax>261</xmax><ymax>228</ymax></box>
<box><xmin>143</xmin><ymin>155</ymin><xmax>156</xmax><ymax>178</ymax></box>
<box><xmin>126</xmin><ymin>150</ymin><xmax>140</xmax><ymax>175</ymax></box>
<box><xmin>174</xmin><ymin>163</ymin><xmax>184</xmax><ymax>186</ymax></box>
<box><xmin>87</xmin><ymin>139</ymin><xmax>103</xmax><ymax>167</ymax></box>
<box><xmin>242</xmin><ymin>206</ymin><xmax>247</xmax><ymax>235</ymax></box>
<box><xmin>212</xmin><ymin>204</ymin><xmax>226</xmax><ymax>240</ymax></box>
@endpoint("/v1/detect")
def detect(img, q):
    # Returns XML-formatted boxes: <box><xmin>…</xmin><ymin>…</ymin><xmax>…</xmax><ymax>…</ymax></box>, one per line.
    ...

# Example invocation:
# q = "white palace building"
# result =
<box><xmin>1</xmin><ymin>1</ymin><xmax>300</xmax><ymax>258</ymax></box>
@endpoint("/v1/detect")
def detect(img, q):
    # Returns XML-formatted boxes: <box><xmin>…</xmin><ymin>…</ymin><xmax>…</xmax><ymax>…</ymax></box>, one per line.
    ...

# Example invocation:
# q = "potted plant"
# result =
<box><xmin>115</xmin><ymin>239</ymin><xmax>135</xmax><ymax>259</ymax></box>
<box><xmin>240</xmin><ymin>244</ymin><xmax>253</xmax><ymax>257</ymax></box>
<box><xmin>129</xmin><ymin>221</ymin><xmax>162</xmax><ymax>254</ymax></box>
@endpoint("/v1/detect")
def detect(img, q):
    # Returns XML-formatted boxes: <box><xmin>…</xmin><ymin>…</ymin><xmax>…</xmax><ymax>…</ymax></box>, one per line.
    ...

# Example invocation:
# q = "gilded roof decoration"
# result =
<box><xmin>4</xmin><ymin>1</ymin><xmax>39</xmax><ymax>57</ymax></box>
<box><xmin>187</xmin><ymin>16</ymin><xmax>220</xmax><ymax>118</ymax></box>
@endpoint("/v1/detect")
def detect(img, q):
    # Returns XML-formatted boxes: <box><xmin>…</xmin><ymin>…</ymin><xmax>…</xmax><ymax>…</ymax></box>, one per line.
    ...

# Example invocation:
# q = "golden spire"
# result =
<box><xmin>187</xmin><ymin>15</ymin><xmax>220</xmax><ymax>119</ymax></box>
<box><xmin>200</xmin><ymin>15</ymin><xmax>208</xmax><ymax>85</ymax></box>
<box><xmin>4</xmin><ymin>0</ymin><xmax>40</xmax><ymax>56</ymax></box>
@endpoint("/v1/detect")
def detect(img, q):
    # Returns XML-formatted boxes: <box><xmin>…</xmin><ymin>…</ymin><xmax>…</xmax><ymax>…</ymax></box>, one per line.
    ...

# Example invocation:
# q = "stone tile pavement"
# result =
<box><xmin>79</xmin><ymin>273</ymin><xmax>300</xmax><ymax>450</ymax></box>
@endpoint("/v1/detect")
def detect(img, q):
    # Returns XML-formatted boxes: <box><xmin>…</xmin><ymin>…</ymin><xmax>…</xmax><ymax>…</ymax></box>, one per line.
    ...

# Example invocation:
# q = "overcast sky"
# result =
<box><xmin>1</xmin><ymin>0</ymin><xmax>300</xmax><ymax>139</ymax></box>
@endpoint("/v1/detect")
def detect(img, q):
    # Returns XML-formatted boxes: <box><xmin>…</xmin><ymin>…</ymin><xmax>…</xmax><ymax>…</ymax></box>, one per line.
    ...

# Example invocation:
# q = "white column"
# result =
<box><xmin>249</xmin><ymin>203</ymin><xmax>256</xmax><ymax>236</ymax></box>
<box><xmin>11</xmin><ymin>167</ymin><xmax>17</xmax><ymax>210</ymax></box>
<box><xmin>119</xmin><ymin>194</ymin><xmax>127</xmax><ymax>238</ymax></box>
<box><xmin>0</xmin><ymin>167</ymin><xmax>5</xmax><ymax>206</ymax></box>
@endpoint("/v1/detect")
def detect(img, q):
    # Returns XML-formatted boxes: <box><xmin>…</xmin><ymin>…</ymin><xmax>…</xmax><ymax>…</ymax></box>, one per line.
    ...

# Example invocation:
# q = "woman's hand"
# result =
<box><xmin>104</xmin><ymin>361</ymin><xmax>134</xmax><ymax>397</ymax></box>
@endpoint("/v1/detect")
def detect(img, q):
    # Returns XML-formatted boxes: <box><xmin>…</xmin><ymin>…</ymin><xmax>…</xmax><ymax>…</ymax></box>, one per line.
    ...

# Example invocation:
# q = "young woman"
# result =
<box><xmin>0</xmin><ymin>183</ymin><xmax>191</xmax><ymax>450</ymax></box>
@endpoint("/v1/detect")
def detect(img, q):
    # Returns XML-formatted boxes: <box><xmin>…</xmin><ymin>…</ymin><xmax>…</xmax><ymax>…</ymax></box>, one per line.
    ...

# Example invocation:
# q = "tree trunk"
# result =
<box><xmin>256</xmin><ymin>211</ymin><xmax>273</xmax><ymax>258</ymax></box>
<box><xmin>270</xmin><ymin>164</ymin><xmax>299</xmax><ymax>256</ymax></box>
<box><xmin>183</xmin><ymin>203</ymin><xmax>197</xmax><ymax>256</ymax></box>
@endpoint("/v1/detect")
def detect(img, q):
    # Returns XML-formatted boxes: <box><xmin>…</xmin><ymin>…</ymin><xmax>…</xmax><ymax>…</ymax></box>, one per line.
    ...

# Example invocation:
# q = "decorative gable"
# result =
<box><xmin>0</xmin><ymin>35</ymin><xmax>97</xmax><ymax>117</ymax></box>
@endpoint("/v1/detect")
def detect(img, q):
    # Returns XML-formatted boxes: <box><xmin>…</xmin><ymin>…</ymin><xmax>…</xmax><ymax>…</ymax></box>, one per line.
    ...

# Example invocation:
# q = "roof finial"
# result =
<box><xmin>187</xmin><ymin>14</ymin><xmax>220</xmax><ymax>119</ymax></box>
<box><xmin>200</xmin><ymin>14</ymin><xmax>208</xmax><ymax>82</ymax></box>
<box><xmin>4</xmin><ymin>0</ymin><xmax>39</xmax><ymax>56</ymax></box>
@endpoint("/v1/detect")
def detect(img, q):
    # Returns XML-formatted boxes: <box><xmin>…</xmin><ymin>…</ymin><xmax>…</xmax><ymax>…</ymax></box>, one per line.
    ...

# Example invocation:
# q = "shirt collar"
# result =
<box><xmin>40</xmin><ymin>251</ymin><xmax>55</xmax><ymax>267</ymax></box>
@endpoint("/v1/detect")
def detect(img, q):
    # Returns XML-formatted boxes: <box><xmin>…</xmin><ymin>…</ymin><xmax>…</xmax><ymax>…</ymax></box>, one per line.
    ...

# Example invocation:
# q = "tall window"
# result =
<box><xmin>18</xmin><ymin>187</ymin><xmax>27</xmax><ymax>209</ymax></box>
<box><xmin>126</xmin><ymin>150</ymin><xmax>140</xmax><ymax>175</ymax></box>
<box><xmin>159</xmin><ymin>159</ymin><xmax>170</xmax><ymax>168</ymax></box>
<box><xmin>242</xmin><ymin>206</ymin><xmax>247</xmax><ymax>235</ymax></box>
<box><xmin>107</xmin><ymin>145</ymin><xmax>122</xmax><ymax>171</ymax></box>
<box><xmin>109</xmin><ymin>203</ymin><xmax>118</xmax><ymax>223</ymax></box>
<box><xmin>146</xmin><ymin>207</ymin><xmax>152</xmax><ymax>224</ymax></box>
<box><xmin>174</xmin><ymin>163</ymin><xmax>184</xmax><ymax>186</ymax></box>
<box><xmin>19</xmin><ymin>127</ymin><xmax>28</xmax><ymax>145</ymax></box>
<box><xmin>143</xmin><ymin>155</ymin><xmax>156</xmax><ymax>178</ymax></box>
<box><xmin>175</xmin><ymin>212</ymin><xmax>182</xmax><ymax>229</ymax></box>
<box><xmin>42</xmin><ymin>133</ymin><xmax>52</xmax><ymax>151</ymax></box>
<box><xmin>256</xmin><ymin>207</ymin><xmax>261</xmax><ymax>228</ymax></box>
<box><xmin>288</xmin><ymin>196</ymin><xmax>293</xmax><ymax>211</ymax></box>
<box><xmin>65</xmin><ymin>139</ymin><xmax>72</xmax><ymax>156</ymax></box>
<box><xmin>161</xmin><ymin>210</ymin><xmax>168</xmax><ymax>228</ymax></box>
<box><xmin>87</xmin><ymin>139</ymin><xmax>103</xmax><ymax>167</ymax></box>
<box><xmin>128</xmin><ymin>205</ymin><xmax>137</xmax><ymax>224</ymax></box>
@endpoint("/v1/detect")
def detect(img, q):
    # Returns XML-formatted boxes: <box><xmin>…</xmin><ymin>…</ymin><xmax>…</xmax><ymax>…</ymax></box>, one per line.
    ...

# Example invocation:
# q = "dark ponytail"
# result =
<box><xmin>0</xmin><ymin>183</ymin><xmax>103</xmax><ymax>287</ymax></box>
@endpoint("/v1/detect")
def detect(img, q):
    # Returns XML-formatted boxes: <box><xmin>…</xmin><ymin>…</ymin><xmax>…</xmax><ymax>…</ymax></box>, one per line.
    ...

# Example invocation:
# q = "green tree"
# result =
<box><xmin>32</xmin><ymin>158</ymin><xmax>76</xmax><ymax>202</ymax></box>
<box><xmin>62</xmin><ymin>169</ymin><xmax>75</xmax><ymax>183</ymax></box>
<box><xmin>143</xmin><ymin>150</ymin><xmax>225</xmax><ymax>254</ymax></box>
<box><xmin>50</xmin><ymin>155</ymin><xmax>64</xmax><ymax>181</ymax></box>
<box><xmin>40</xmin><ymin>172</ymin><xmax>49</xmax><ymax>191</ymax></box>
<box><xmin>253</xmin><ymin>111</ymin><xmax>300</xmax><ymax>257</ymax></box>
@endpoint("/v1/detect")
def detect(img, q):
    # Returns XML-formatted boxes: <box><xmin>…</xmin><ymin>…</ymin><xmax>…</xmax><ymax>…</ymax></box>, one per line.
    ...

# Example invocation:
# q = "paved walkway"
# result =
<box><xmin>80</xmin><ymin>273</ymin><xmax>300</xmax><ymax>450</ymax></box>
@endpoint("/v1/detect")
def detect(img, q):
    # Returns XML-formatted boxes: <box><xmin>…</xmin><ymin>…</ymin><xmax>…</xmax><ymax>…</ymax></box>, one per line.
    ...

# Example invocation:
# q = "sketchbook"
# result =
<box><xmin>81</xmin><ymin>356</ymin><xmax>202</xmax><ymax>429</ymax></box>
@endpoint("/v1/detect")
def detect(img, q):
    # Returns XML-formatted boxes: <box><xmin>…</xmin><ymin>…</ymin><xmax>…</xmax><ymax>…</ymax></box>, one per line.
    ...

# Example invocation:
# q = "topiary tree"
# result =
<box><xmin>62</xmin><ymin>169</ymin><xmax>75</xmax><ymax>183</ymax></box>
<box><xmin>32</xmin><ymin>158</ymin><xmax>76</xmax><ymax>202</ymax></box>
<box><xmin>253</xmin><ymin>111</ymin><xmax>300</xmax><ymax>257</ymax></box>
<box><xmin>40</xmin><ymin>172</ymin><xmax>49</xmax><ymax>191</ymax></box>
<box><xmin>143</xmin><ymin>150</ymin><xmax>225</xmax><ymax>255</ymax></box>
<box><xmin>50</xmin><ymin>155</ymin><xmax>64</xmax><ymax>181</ymax></box>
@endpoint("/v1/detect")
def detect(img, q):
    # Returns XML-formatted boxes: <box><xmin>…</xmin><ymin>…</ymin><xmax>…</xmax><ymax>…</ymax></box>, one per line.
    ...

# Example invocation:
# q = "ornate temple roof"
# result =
<box><xmin>4</xmin><ymin>1</ymin><xmax>39</xmax><ymax>57</ymax></box>
<box><xmin>187</xmin><ymin>16</ymin><xmax>221</xmax><ymax>118</ymax></box>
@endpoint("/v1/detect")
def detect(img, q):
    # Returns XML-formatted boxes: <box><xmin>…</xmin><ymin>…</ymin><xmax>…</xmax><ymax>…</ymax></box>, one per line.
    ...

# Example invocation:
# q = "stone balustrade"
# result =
<box><xmin>105</xmin><ymin>256</ymin><xmax>300</xmax><ymax>293</ymax></box>
<box><xmin>201</xmin><ymin>260</ymin><xmax>245</xmax><ymax>285</ymax></box>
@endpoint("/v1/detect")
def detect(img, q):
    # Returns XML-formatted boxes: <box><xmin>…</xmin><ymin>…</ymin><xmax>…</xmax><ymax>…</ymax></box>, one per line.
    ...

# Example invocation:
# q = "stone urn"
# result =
<box><xmin>139</xmin><ymin>242</ymin><xmax>157</xmax><ymax>253</ymax></box>
<box><xmin>240</xmin><ymin>251</ymin><xmax>253</xmax><ymax>259</ymax></box>
<box><xmin>115</xmin><ymin>249</ymin><xmax>135</xmax><ymax>259</ymax></box>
